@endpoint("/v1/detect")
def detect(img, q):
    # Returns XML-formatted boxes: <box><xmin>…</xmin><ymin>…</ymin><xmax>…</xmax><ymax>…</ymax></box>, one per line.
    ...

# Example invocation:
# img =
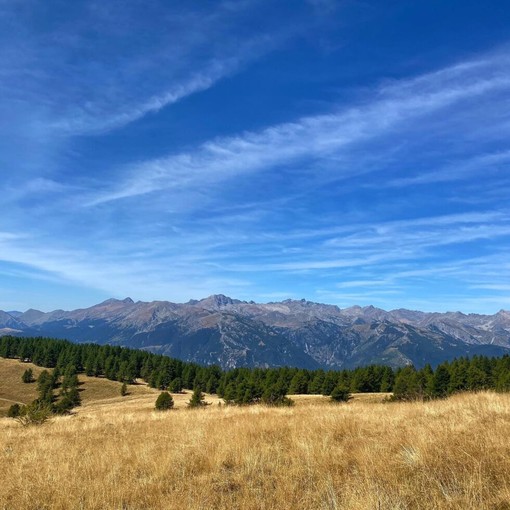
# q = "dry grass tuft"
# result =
<box><xmin>1</xmin><ymin>387</ymin><xmax>509</xmax><ymax>509</ymax></box>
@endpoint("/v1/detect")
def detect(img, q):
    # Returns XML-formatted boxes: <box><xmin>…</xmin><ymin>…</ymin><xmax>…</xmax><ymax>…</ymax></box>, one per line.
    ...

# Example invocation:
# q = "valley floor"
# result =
<box><xmin>1</xmin><ymin>388</ymin><xmax>510</xmax><ymax>509</ymax></box>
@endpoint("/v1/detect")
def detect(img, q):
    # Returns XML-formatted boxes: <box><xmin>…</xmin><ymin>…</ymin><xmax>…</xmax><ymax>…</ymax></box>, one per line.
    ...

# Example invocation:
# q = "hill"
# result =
<box><xmin>0</xmin><ymin>357</ymin><xmax>220</xmax><ymax>417</ymax></box>
<box><xmin>1</xmin><ymin>295</ymin><xmax>510</xmax><ymax>369</ymax></box>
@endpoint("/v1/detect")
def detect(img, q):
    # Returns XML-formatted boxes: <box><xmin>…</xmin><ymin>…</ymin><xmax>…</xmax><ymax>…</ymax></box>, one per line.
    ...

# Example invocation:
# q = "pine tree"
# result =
<box><xmin>120</xmin><ymin>382</ymin><xmax>128</xmax><ymax>396</ymax></box>
<box><xmin>21</xmin><ymin>368</ymin><xmax>34</xmax><ymax>383</ymax></box>
<box><xmin>330</xmin><ymin>384</ymin><xmax>351</xmax><ymax>403</ymax></box>
<box><xmin>430</xmin><ymin>365</ymin><xmax>450</xmax><ymax>398</ymax></box>
<box><xmin>288</xmin><ymin>370</ymin><xmax>309</xmax><ymax>394</ymax></box>
<box><xmin>36</xmin><ymin>370</ymin><xmax>54</xmax><ymax>404</ymax></box>
<box><xmin>155</xmin><ymin>391</ymin><xmax>174</xmax><ymax>410</ymax></box>
<box><xmin>169</xmin><ymin>377</ymin><xmax>183</xmax><ymax>393</ymax></box>
<box><xmin>380</xmin><ymin>367</ymin><xmax>394</xmax><ymax>392</ymax></box>
<box><xmin>187</xmin><ymin>387</ymin><xmax>207</xmax><ymax>408</ymax></box>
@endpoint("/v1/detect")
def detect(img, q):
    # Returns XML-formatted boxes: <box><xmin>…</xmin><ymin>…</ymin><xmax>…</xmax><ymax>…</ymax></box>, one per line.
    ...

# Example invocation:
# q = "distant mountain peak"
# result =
<box><xmin>2</xmin><ymin>295</ymin><xmax>509</xmax><ymax>370</ymax></box>
<box><xmin>99</xmin><ymin>297</ymin><xmax>134</xmax><ymax>306</ymax></box>
<box><xmin>199</xmin><ymin>294</ymin><xmax>239</xmax><ymax>308</ymax></box>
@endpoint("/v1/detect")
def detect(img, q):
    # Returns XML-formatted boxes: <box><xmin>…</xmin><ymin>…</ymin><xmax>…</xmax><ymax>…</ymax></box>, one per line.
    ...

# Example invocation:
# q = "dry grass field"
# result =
<box><xmin>1</xmin><ymin>358</ymin><xmax>510</xmax><ymax>509</ymax></box>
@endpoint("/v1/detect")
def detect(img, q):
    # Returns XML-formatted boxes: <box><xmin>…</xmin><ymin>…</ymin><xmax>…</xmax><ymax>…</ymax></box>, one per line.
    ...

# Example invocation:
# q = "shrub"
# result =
<box><xmin>21</xmin><ymin>368</ymin><xmax>34</xmax><ymax>383</ymax></box>
<box><xmin>330</xmin><ymin>384</ymin><xmax>351</xmax><ymax>403</ymax></box>
<box><xmin>14</xmin><ymin>402</ymin><xmax>52</xmax><ymax>426</ymax></box>
<box><xmin>7</xmin><ymin>403</ymin><xmax>21</xmax><ymax>418</ymax></box>
<box><xmin>155</xmin><ymin>391</ymin><xmax>174</xmax><ymax>411</ymax></box>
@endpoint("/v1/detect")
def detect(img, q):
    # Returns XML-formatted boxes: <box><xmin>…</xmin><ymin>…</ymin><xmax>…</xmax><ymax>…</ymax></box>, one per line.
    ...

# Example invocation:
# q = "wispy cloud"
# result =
<box><xmin>86</xmin><ymin>51</ymin><xmax>510</xmax><ymax>205</ymax></box>
<box><xmin>386</xmin><ymin>150</ymin><xmax>510</xmax><ymax>187</ymax></box>
<box><xmin>2</xmin><ymin>3</ymin><xmax>510</xmax><ymax>315</ymax></box>
<box><xmin>0</xmin><ymin>1</ymin><xmax>292</xmax><ymax>142</ymax></box>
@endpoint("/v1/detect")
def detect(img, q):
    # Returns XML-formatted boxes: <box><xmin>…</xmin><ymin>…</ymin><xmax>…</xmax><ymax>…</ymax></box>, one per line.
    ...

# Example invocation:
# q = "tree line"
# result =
<box><xmin>1</xmin><ymin>335</ymin><xmax>510</xmax><ymax>405</ymax></box>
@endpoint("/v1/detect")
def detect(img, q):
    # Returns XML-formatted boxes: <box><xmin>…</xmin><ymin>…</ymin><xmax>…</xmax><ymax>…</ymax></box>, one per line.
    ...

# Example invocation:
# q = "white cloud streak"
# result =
<box><xmin>86</xmin><ymin>52</ymin><xmax>510</xmax><ymax>205</ymax></box>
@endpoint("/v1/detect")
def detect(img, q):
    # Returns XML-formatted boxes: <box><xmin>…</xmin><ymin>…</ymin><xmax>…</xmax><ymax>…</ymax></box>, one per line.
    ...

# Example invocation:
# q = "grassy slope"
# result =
<box><xmin>0</xmin><ymin>358</ymin><xmax>45</xmax><ymax>411</ymax></box>
<box><xmin>0</xmin><ymin>360</ymin><xmax>509</xmax><ymax>509</ymax></box>
<box><xmin>0</xmin><ymin>358</ymin><xmax>386</xmax><ymax>416</ymax></box>
<box><xmin>0</xmin><ymin>357</ymin><xmax>211</xmax><ymax>416</ymax></box>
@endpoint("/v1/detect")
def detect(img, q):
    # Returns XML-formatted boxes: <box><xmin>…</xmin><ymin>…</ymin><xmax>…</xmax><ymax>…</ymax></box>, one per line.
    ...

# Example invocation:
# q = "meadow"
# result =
<box><xmin>1</xmin><ymin>357</ymin><xmax>510</xmax><ymax>509</ymax></box>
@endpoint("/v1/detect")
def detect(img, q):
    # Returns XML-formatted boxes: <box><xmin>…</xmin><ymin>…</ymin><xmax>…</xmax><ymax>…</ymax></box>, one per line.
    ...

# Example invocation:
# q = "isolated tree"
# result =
<box><xmin>155</xmin><ymin>391</ymin><xmax>174</xmax><ymax>411</ymax></box>
<box><xmin>121</xmin><ymin>382</ymin><xmax>128</xmax><ymax>397</ymax></box>
<box><xmin>21</xmin><ymin>368</ymin><xmax>34</xmax><ymax>383</ymax></box>
<box><xmin>187</xmin><ymin>387</ymin><xmax>207</xmax><ymax>408</ymax></box>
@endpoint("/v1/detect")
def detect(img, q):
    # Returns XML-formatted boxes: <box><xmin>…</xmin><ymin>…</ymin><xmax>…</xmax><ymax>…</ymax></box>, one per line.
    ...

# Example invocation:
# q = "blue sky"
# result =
<box><xmin>1</xmin><ymin>0</ymin><xmax>510</xmax><ymax>313</ymax></box>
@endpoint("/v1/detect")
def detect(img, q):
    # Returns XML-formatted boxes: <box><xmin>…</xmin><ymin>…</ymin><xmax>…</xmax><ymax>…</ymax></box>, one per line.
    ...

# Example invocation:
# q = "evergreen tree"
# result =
<box><xmin>380</xmin><ymin>366</ymin><xmax>394</xmax><ymax>392</ymax></box>
<box><xmin>308</xmin><ymin>370</ymin><xmax>325</xmax><ymax>394</ymax></box>
<box><xmin>187</xmin><ymin>387</ymin><xmax>207</xmax><ymax>408</ymax></box>
<box><xmin>466</xmin><ymin>359</ymin><xmax>489</xmax><ymax>391</ymax></box>
<box><xmin>155</xmin><ymin>391</ymin><xmax>174</xmax><ymax>410</ymax></box>
<box><xmin>261</xmin><ymin>380</ymin><xmax>294</xmax><ymax>406</ymax></box>
<box><xmin>429</xmin><ymin>365</ymin><xmax>450</xmax><ymax>398</ymax></box>
<box><xmin>21</xmin><ymin>368</ymin><xmax>34</xmax><ymax>383</ymax></box>
<box><xmin>7</xmin><ymin>403</ymin><xmax>21</xmax><ymax>418</ymax></box>
<box><xmin>121</xmin><ymin>382</ymin><xmax>128</xmax><ymax>396</ymax></box>
<box><xmin>392</xmin><ymin>366</ymin><xmax>419</xmax><ymax>400</ymax></box>
<box><xmin>330</xmin><ymin>384</ymin><xmax>351</xmax><ymax>403</ymax></box>
<box><xmin>321</xmin><ymin>371</ymin><xmax>339</xmax><ymax>396</ymax></box>
<box><xmin>169</xmin><ymin>377</ymin><xmax>183</xmax><ymax>393</ymax></box>
<box><xmin>222</xmin><ymin>382</ymin><xmax>237</xmax><ymax>405</ymax></box>
<box><xmin>288</xmin><ymin>370</ymin><xmax>309</xmax><ymax>395</ymax></box>
<box><xmin>36</xmin><ymin>370</ymin><xmax>54</xmax><ymax>404</ymax></box>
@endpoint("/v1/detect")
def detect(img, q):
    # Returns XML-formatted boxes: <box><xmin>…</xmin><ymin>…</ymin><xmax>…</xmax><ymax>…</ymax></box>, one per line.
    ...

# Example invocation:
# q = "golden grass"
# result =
<box><xmin>0</xmin><ymin>358</ymin><xmax>45</xmax><ymax>412</ymax></box>
<box><xmin>0</xmin><ymin>358</ymin><xmax>221</xmax><ymax>415</ymax></box>
<box><xmin>1</xmin><ymin>389</ymin><xmax>510</xmax><ymax>509</ymax></box>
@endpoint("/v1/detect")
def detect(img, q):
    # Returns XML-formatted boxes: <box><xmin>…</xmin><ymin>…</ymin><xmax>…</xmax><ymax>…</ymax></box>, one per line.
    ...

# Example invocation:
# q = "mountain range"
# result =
<box><xmin>1</xmin><ymin>295</ymin><xmax>510</xmax><ymax>369</ymax></box>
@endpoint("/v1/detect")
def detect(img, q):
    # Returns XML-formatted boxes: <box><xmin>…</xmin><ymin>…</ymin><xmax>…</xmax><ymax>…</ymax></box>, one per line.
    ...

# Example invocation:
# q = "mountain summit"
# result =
<box><xmin>0</xmin><ymin>296</ymin><xmax>509</xmax><ymax>369</ymax></box>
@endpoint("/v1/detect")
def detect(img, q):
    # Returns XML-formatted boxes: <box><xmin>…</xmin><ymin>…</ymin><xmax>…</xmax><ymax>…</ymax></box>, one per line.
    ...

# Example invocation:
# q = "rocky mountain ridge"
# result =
<box><xmin>1</xmin><ymin>295</ymin><xmax>509</xmax><ymax>369</ymax></box>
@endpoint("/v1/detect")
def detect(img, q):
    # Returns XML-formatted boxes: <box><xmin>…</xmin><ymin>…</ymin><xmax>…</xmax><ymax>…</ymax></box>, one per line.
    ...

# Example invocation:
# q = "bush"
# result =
<box><xmin>21</xmin><ymin>368</ymin><xmax>34</xmax><ymax>383</ymax></box>
<box><xmin>330</xmin><ymin>384</ymin><xmax>351</xmax><ymax>403</ymax></box>
<box><xmin>7</xmin><ymin>403</ymin><xmax>21</xmax><ymax>418</ymax></box>
<box><xmin>14</xmin><ymin>402</ymin><xmax>52</xmax><ymax>426</ymax></box>
<box><xmin>155</xmin><ymin>391</ymin><xmax>174</xmax><ymax>411</ymax></box>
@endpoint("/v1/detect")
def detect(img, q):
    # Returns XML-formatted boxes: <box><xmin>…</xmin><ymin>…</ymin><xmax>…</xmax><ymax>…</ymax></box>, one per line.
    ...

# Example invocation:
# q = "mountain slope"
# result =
<box><xmin>1</xmin><ymin>295</ymin><xmax>509</xmax><ymax>369</ymax></box>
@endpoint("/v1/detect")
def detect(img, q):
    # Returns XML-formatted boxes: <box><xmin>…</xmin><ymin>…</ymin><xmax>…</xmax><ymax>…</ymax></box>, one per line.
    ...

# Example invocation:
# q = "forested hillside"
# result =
<box><xmin>2</xmin><ymin>336</ymin><xmax>510</xmax><ymax>405</ymax></box>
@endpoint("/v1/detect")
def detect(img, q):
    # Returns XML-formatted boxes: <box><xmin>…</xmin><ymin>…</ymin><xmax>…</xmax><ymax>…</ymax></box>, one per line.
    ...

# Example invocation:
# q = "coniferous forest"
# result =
<box><xmin>1</xmin><ymin>335</ymin><xmax>510</xmax><ymax>406</ymax></box>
